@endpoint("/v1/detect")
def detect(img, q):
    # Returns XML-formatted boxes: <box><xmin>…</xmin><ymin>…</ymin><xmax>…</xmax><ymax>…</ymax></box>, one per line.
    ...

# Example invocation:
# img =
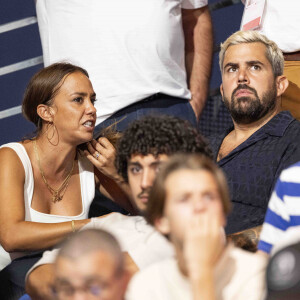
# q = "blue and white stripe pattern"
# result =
<box><xmin>258</xmin><ymin>161</ymin><xmax>300</xmax><ymax>253</ymax></box>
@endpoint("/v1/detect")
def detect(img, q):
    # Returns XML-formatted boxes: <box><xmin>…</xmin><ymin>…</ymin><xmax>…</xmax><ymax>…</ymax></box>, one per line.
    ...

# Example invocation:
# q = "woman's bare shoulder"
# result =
<box><xmin>0</xmin><ymin>142</ymin><xmax>27</xmax><ymax>174</ymax></box>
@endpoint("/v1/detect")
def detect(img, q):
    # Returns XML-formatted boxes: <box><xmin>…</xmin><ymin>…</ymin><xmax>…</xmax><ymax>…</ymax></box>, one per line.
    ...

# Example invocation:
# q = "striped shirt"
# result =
<box><xmin>258</xmin><ymin>161</ymin><xmax>300</xmax><ymax>254</ymax></box>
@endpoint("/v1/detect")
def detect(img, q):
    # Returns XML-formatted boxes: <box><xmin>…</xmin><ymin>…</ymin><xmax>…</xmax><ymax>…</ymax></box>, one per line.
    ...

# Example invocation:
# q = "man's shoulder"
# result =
<box><xmin>276</xmin><ymin>111</ymin><xmax>300</xmax><ymax>135</ymax></box>
<box><xmin>231</xmin><ymin>246</ymin><xmax>267</xmax><ymax>267</ymax></box>
<box><xmin>225</xmin><ymin>246</ymin><xmax>268</xmax><ymax>285</ymax></box>
<box><xmin>126</xmin><ymin>258</ymin><xmax>179</xmax><ymax>298</ymax></box>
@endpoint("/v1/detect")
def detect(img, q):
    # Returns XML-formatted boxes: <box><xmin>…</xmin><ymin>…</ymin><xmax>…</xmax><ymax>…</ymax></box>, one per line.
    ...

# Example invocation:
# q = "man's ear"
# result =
<box><xmin>276</xmin><ymin>75</ymin><xmax>289</xmax><ymax>97</ymax></box>
<box><xmin>154</xmin><ymin>216</ymin><xmax>170</xmax><ymax>236</ymax></box>
<box><xmin>220</xmin><ymin>84</ymin><xmax>224</xmax><ymax>101</ymax></box>
<box><xmin>37</xmin><ymin>104</ymin><xmax>54</xmax><ymax>123</ymax></box>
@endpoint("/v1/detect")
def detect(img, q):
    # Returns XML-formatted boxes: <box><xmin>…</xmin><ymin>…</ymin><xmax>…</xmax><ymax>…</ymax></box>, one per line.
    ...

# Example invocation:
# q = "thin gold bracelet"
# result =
<box><xmin>71</xmin><ymin>220</ymin><xmax>76</xmax><ymax>233</ymax></box>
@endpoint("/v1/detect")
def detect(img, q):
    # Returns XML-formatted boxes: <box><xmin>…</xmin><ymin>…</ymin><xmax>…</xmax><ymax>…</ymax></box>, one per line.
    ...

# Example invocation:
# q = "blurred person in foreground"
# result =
<box><xmin>126</xmin><ymin>154</ymin><xmax>267</xmax><ymax>300</ymax></box>
<box><xmin>52</xmin><ymin>229</ymin><xmax>129</xmax><ymax>300</ymax></box>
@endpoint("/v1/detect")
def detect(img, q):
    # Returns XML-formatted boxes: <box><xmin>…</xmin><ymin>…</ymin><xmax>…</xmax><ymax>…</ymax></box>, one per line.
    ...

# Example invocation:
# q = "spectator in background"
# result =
<box><xmin>241</xmin><ymin>0</ymin><xmax>300</xmax><ymax>120</ymax></box>
<box><xmin>210</xmin><ymin>30</ymin><xmax>300</xmax><ymax>251</ymax></box>
<box><xmin>52</xmin><ymin>229</ymin><xmax>129</xmax><ymax>300</ymax></box>
<box><xmin>126</xmin><ymin>154</ymin><xmax>267</xmax><ymax>300</ymax></box>
<box><xmin>35</xmin><ymin>0</ymin><xmax>213</xmax><ymax>131</ymax></box>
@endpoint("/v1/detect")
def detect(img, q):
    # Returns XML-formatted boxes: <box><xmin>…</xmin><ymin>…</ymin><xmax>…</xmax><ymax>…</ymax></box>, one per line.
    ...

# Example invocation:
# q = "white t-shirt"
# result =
<box><xmin>0</xmin><ymin>143</ymin><xmax>94</xmax><ymax>270</ymax></box>
<box><xmin>36</xmin><ymin>0</ymin><xmax>207</xmax><ymax>124</ymax></box>
<box><xmin>26</xmin><ymin>213</ymin><xmax>174</xmax><ymax>279</ymax></box>
<box><xmin>242</xmin><ymin>0</ymin><xmax>300</xmax><ymax>53</ymax></box>
<box><xmin>126</xmin><ymin>244</ymin><xmax>267</xmax><ymax>300</ymax></box>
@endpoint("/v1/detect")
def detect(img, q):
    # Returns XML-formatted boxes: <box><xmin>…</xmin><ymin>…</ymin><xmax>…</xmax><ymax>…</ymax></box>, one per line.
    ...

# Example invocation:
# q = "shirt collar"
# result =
<box><xmin>215</xmin><ymin>111</ymin><xmax>294</xmax><ymax>164</ymax></box>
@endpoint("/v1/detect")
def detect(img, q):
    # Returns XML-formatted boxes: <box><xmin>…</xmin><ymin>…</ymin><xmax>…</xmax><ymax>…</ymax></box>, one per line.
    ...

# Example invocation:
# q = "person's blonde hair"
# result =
<box><xmin>219</xmin><ymin>30</ymin><xmax>284</xmax><ymax>77</ymax></box>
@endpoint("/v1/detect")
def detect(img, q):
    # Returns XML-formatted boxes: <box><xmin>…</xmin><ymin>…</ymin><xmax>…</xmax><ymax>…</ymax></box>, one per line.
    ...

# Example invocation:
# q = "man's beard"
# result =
<box><xmin>223</xmin><ymin>83</ymin><xmax>277</xmax><ymax>125</ymax></box>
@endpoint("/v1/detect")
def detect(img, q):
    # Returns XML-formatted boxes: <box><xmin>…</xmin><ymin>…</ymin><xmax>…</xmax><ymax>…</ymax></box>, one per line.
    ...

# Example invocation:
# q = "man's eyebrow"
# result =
<box><xmin>55</xmin><ymin>278</ymin><xmax>70</xmax><ymax>285</ymax></box>
<box><xmin>224</xmin><ymin>60</ymin><xmax>264</xmax><ymax>70</ymax></box>
<box><xmin>223</xmin><ymin>62</ymin><xmax>238</xmax><ymax>70</ymax></box>
<box><xmin>246</xmin><ymin>60</ymin><xmax>264</xmax><ymax>66</ymax></box>
<box><xmin>150</xmin><ymin>161</ymin><xmax>163</xmax><ymax>167</ymax></box>
<box><xmin>128</xmin><ymin>162</ymin><xmax>142</xmax><ymax>167</ymax></box>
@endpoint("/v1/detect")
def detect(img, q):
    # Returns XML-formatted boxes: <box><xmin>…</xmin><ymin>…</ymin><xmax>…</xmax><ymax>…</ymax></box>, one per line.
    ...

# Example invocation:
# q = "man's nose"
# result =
<box><xmin>141</xmin><ymin>169</ymin><xmax>154</xmax><ymax>189</ymax></box>
<box><xmin>237</xmin><ymin>68</ymin><xmax>249</xmax><ymax>84</ymax></box>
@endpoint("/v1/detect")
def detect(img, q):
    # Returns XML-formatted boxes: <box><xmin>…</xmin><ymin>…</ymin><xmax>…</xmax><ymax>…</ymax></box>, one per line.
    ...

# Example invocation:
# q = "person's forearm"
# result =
<box><xmin>0</xmin><ymin>218</ymin><xmax>90</xmax><ymax>252</ymax></box>
<box><xmin>26</xmin><ymin>264</ymin><xmax>55</xmax><ymax>300</ymax></box>
<box><xmin>183</xmin><ymin>6</ymin><xmax>213</xmax><ymax>119</ymax></box>
<box><xmin>227</xmin><ymin>225</ymin><xmax>262</xmax><ymax>252</ymax></box>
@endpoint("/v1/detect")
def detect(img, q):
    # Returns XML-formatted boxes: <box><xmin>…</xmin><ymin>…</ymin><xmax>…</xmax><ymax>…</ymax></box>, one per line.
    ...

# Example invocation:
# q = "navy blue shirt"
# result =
<box><xmin>209</xmin><ymin>111</ymin><xmax>300</xmax><ymax>234</ymax></box>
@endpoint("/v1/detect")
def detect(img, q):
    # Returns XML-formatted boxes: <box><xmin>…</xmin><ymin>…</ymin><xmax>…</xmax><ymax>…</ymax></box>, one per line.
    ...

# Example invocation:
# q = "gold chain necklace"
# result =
<box><xmin>33</xmin><ymin>139</ymin><xmax>75</xmax><ymax>203</ymax></box>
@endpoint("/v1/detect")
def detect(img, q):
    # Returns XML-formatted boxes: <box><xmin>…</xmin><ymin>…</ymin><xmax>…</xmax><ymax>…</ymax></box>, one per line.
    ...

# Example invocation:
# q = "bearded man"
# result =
<box><xmin>210</xmin><ymin>31</ymin><xmax>300</xmax><ymax>251</ymax></box>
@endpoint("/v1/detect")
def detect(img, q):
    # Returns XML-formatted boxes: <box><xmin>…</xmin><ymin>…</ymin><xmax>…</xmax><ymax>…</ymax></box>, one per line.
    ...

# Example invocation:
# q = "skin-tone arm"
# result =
<box><xmin>226</xmin><ymin>225</ymin><xmax>262</xmax><ymax>252</ymax></box>
<box><xmin>0</xmin><ymin>148</ymin><xmax>90</xmax><ymax>252</ymax></box>
<box><xmin>182</xmin><ymin>209</ymin><xmax>224</xmax><ymax>300</ymax></box>
<box><xmin>26</xmin><ymin>252</ymin><xmax>139</xmax><ymax>300</ymax></box>
<box><xmin>85</xmin><ymin>138</ymin><xmax>136</xmax><ymax>214</ymax></box>
<box><xmin>182</xmin><ymin>6</ymin><xmax>213</xmax><ymax>120</ymax></box>
<box><xmin>26</xmin><ymin>264</ymin><xmax>54</xmax><ymax>300</ymax></box>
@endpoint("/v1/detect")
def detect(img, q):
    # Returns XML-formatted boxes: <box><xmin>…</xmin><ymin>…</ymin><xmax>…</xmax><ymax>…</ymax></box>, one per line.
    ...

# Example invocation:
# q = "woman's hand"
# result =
<box><xmin>84</xmin><ymin>138</ymin><xmax>135</xmax><ymax>214</ymax></box>
<box><xmin>84</xmin><ymin>138</ymin><xmax>120</xmax><ymax>181</ymax></box>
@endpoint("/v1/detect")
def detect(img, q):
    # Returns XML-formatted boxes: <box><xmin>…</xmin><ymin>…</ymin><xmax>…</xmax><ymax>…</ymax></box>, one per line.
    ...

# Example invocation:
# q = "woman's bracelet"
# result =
<box><xmin>71</xmin><ymin>220</ymin><xmax>76</xmax><ymax>233</ymax></box>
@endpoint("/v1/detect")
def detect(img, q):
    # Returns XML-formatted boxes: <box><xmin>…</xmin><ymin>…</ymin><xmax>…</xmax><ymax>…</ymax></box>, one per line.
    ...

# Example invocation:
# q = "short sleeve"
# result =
<box><xmin>25</xmin><ymin>249</ymin><xmax>59</xmax><ymax>283</ymax></box>
<box><xmin>182</xmin><ymin>0</ymin><xmax>208</xmax><ymax>9</ymax></box>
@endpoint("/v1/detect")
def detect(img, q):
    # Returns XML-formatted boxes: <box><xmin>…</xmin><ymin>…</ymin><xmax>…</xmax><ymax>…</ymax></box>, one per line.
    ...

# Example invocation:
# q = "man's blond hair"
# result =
<box><xmin>219</xmin><ymin>30</ymin><xmax>284</xmax><ymax>77</ymax></box>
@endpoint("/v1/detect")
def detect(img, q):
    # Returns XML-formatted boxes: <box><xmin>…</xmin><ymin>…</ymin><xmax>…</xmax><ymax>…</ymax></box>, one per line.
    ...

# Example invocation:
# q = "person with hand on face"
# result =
<box><xmin>52</xmin><ymin>229</ymin><xmax>130</xmax><ymax>300</ymax></box>
<box><xmin>25</xmin><ymin>115</ymin><xmax>212</xmax><ymax>300</ymax></box>
<box><xmin>210</xmin><ymin>31</ymin><xmax>300</xmax><ymax>250</ymax></box>
<box><xmin>0</xmin><ymin>63</ymin><xmax>130</xmax><ymax>298</ymax></box>
<box><xmin>126</xmin><ymin>154</ymin><xmax>267</xmax><ymax>300</ymax></box>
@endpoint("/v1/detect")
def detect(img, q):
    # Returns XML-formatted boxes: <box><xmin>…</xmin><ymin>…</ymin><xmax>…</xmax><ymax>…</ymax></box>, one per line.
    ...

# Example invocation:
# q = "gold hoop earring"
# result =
<box><xmin>46</xmin><ymin>122</ymin><xmax>55</xmax><ymax>142</ymax></box>
<box><xmin>46</xmin><ymin>122</ymin><xmax>59</xmax><ymax>146</ymax></box>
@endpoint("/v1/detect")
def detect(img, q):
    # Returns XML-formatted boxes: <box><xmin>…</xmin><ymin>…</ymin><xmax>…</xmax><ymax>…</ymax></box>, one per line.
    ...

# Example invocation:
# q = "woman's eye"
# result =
<box><xmin>73</xmin><ymin>97</ymin><xmax>83</xmax><ymax>103</ymax></box>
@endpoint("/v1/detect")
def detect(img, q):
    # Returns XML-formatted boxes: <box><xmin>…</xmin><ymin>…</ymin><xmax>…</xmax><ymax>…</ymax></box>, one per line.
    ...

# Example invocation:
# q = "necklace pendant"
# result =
<box><xmin>52</xmin><ymin>193</ymin><xmax>62</xmax><ymax>203</ymax></box>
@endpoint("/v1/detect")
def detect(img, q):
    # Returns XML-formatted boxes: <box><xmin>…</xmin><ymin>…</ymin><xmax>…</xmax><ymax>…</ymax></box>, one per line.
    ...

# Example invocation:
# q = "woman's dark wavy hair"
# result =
<box><xmin>115</xmin><ymin>115</ymin><xmax>213</xmax><ymax>182</ymax></box>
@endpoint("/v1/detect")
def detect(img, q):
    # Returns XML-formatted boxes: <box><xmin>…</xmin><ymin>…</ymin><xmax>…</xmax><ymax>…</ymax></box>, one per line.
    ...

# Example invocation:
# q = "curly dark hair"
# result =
<box><xmin>116</xmin><ymin>115</ymin><xmax>213</xmax><ymax>182</ymax></box>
